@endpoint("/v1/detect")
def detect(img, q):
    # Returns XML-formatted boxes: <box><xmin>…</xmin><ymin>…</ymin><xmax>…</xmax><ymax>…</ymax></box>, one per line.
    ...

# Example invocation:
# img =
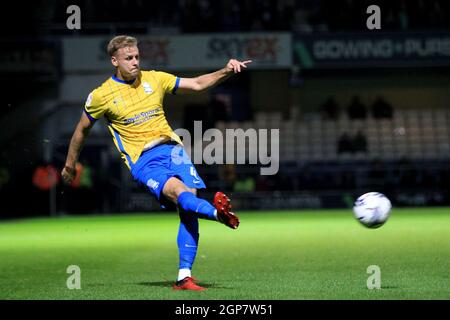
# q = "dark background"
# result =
<box><xmin>1</xmin><ymin>0</ymin><xmax>449</xmax><ymax>218</ymax></box>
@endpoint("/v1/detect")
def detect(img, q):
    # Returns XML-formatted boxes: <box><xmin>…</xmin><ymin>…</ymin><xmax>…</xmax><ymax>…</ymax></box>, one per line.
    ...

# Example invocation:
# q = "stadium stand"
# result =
<box><xmin>2</xmin><ymin>0</ymin><xmax>449</xmax><ymax>215</ymax></box>
<box><xmin>215</xmin><ymin>108</ymin><xmax>449</xmax><ymax>162</ymax></box>
<box><xmin>8</xmin><ymin>0</ymin><xmax>450</xmax><ymax>36</ymax></box>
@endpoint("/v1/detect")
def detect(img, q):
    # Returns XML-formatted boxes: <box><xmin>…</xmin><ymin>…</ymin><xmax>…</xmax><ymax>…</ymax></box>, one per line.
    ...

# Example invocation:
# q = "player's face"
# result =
<box><xmin>111</xmin><ymin>46</ymin><xmax>140</xmax><ymax>80</ymax></box>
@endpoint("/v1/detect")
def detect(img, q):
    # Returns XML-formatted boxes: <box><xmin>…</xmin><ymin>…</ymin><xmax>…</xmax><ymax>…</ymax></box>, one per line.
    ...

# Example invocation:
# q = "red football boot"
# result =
<box><xmin>173</xmin><ymin>277</ymin><xmax>206</xmax><ymax>291</ymax></box>
<box><xmin>213</xmin><ymin>192</ymin><xmax>240</xmax><ymax>229</ymax></box>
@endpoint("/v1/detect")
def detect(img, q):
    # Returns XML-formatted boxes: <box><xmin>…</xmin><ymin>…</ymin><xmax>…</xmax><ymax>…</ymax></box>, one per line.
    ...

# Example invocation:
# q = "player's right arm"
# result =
<box><xmin>61</xmin><ymin>112</ymin><xmax>95</xmax><ymax>184</ymax></box>
<box><xmin>62</xmin><ymin>90</ymin><xmax>106</xmax><ymax>184</ymax></box>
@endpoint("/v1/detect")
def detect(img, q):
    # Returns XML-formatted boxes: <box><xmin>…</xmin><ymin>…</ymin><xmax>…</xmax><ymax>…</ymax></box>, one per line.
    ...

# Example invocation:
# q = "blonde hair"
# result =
<box><xmin>107</xmin><ymin>35</ymin><xmax>138</xmax><ymax>56</ymax></box>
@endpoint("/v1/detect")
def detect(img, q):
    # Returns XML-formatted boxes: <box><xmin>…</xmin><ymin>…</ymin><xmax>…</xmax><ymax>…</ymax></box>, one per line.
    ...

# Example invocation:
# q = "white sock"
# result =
<box><xmin>213</xmin><ymin>209</ymin><xmax>218</xmax><ymax>220</ymax></box>
<box><xmin>177</xmin><ymin>268</ymin><xmax>191</xmax><ymax>281</ymax></box>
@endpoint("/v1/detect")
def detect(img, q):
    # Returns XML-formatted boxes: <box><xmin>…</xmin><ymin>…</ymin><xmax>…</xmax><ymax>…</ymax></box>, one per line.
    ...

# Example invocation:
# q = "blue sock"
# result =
<box><xmin>177</xmin><ymin>210</ymin><xmax>199</xmax><ymax>270</ymax></box>
<box><xmin>177</xmin><ymin>191</ymin><xmax>217</xmax><ymax>221</ymax></box>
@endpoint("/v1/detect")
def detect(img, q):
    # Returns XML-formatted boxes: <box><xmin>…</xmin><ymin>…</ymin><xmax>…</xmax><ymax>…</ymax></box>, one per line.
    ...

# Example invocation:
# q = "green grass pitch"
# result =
<box><xmin>0</xmin><ymin>208</ymin><xmax>449</xmax><ymax>300</ymax></box>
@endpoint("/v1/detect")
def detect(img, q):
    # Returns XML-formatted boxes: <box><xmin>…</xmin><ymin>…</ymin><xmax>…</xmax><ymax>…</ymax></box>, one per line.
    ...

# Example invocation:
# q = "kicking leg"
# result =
<box><xmin>162</xmin><ymin>177</ymin><xmax>217</xmax><ymax>221</ymax></box>
<box><xmin>162</xmin><ymin>177</ymin><xmax>240</xmax><ymax>229</ymax></box>
<box><xmin>163</xmin><ymin>177</ymin><xmax>239</xmax><ymax>290</ymax></box>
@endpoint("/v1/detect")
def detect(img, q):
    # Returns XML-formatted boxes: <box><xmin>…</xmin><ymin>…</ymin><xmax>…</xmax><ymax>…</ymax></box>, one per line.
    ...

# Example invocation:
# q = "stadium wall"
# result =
<box><xmin>294</xmin><ymin>71</ymin><xmax>450</xmax><ymax>113</ymax></box>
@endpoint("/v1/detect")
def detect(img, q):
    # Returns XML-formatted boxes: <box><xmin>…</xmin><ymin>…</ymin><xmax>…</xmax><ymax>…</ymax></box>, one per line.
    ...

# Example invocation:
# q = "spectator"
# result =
<box><xmin>353</xmin><ymin>130</ymin><xmax>368</xmax><ymax>153</ymax></box>
<box><xmin>337</xmin><ymin>132</ymin><xmax>353</xmax><ymax>154</ymax></box>
<box><xmin>320</xmin><ymin>96</ymin><xmax>340</xmax><ymax>120</ymax></box>
<box><xmin>347</xmin><ymin>96</ymin><xmax>367</xmax><ymax>119</ymax></box>
<box><xmin>337</xmin><ymin>130</ymin><xmax>368</xmax><ymax>154</ymax></box>
<box><xmin>29</xmin><ymin>0</ymin><xmax>450</xmax><ymax>36</ymax></box>
<box><xmin>32</xmin><ymin>164</ymin><xmax>59</xmax><ymax>191</ymax></box>
<box><xmin>371</xmin><ymin>96</ymin><xmax>393</xmax><ymax>119</ymax></box>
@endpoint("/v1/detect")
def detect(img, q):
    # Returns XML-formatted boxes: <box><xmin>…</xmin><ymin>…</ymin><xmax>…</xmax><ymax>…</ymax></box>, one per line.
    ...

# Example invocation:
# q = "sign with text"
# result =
<box><xmin>63</xmin><ymin>33</ymin><xmax>292</xmax><ymax>72</ymax></box>
<box><xmin>294</xmin><ymin>32</ymin><xmax>450</xmax><ymax>69</ymax></box>
<box><xmin>0</xmin><ymin>40</ymin><xmax>60</xmax><ymax>77</ymax></box>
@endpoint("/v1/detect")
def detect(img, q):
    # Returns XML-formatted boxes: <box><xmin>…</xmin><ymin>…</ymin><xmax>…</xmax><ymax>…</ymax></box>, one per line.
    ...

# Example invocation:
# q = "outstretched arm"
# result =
<box><xmin>61</xmin><ymin>112</ymin><xmax>94</xmax><ymax>183</ymax></box>
<box><xmin>176</xmin><ymin>59</ymin><xmax>252</xmax><ymax>94</ymax></box>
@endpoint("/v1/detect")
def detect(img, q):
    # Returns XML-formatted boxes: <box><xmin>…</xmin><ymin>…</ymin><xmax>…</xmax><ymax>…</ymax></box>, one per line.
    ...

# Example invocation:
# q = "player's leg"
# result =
<box><xmin>130</xmin><ymin>144</ymin><xmax>233</xmax><ymax>290</ymax></box>
<box><xmin>162</xmin><ymin>177</ymin><xmax>218</xmax><ymax>221</ymax></box>
<box><xmin>175</xmin><ymin>198</ymin><xmax>205</xmax><ymax>290</ymax></box>
<box><xmin>175</xmin><ymin>187</ymin><xmax>200</xmax><ymax>279</ymax></box>
<box><xmin>167</xmin><ymin>185</ymin><xmax>204</xmax><ymax>291</ymax></box>
<box><xmin>163</xmin><ymin>178</ymin><xmax>238</xmax><ymax>290</ymax></box>
<box><xmin>177</xmin><ymin>205</ymin><xmax>198</xmax><ymax>276</ymax></box>
<box><xmin>163</xmin><ymin>177</ymin><xmax>239</xmax><ymax>229</ymax></box>
<box><xmin>167</xmin><ymin>144</ymin><xmax>239</xmax><ymax>228</ymax></box>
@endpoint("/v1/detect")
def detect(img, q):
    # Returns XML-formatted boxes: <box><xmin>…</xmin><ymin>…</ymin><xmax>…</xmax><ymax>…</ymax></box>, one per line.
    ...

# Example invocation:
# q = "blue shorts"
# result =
<box><xmin>130</xmin><ymin>143</ymin><xmax>206</xmax><ymax>206</ymax></box>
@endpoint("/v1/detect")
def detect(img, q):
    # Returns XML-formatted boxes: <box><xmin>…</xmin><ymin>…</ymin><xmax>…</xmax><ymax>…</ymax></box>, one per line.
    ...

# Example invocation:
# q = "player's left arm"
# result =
<box><xmin>176</xmin><ymin>59</ymin><xmax>252</xmax><ymax>94</ymax></box>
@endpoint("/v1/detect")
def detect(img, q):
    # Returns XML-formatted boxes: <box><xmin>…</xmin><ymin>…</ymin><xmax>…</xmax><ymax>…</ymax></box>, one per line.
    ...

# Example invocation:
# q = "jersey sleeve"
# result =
<box><xmin>84</xmin><ymin>89</ymin><xmax>106</xmax><ymax>121</ymax></box>
<box><xmin>155</xmin><ymin>71</ymin><xmax>180</xmax><ymax>95</ymax></box>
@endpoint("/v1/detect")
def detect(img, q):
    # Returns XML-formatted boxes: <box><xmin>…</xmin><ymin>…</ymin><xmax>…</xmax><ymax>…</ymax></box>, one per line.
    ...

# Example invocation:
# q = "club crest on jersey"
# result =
<box><xmin>142</xmin><ymin>82</ymin><xmax>153</xmax><ymax>94</ymax></box>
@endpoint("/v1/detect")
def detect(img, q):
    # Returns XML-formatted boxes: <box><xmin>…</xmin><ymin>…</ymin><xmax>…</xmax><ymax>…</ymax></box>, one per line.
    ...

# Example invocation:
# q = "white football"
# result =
<box><xmin>353</xmin><ymin>192</ymin><xmax>392</xmax><ymax>228</ymax></box>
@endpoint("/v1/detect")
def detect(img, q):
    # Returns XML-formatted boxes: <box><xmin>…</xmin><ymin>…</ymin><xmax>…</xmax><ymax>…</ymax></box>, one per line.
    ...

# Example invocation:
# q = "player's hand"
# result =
<box><xmin>225</xmin><ymin>59</ymin><xmax>252</xmax><ymax>74</ymax></box>
<box><xmin>61</xmin><ymin>165</ymin><xmax>76</xmax><ymax>184</ymax></box>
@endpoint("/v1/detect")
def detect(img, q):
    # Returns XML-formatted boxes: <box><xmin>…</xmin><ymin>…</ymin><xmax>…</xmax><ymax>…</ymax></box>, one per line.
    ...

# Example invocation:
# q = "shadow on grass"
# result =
<box><xmin>363</xmin><ymin>285</ymin><xmax>399</xmax><ymax>290</ymax></box>
<box><xmin>137</xmin><ymin>281</ymin><xmax>232</xmax><ymax>289</ymax></box>
<box><xmin>87</xmin><ymin>283</ymin><xmax>106</xmax><ymax>287</ymax></box>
